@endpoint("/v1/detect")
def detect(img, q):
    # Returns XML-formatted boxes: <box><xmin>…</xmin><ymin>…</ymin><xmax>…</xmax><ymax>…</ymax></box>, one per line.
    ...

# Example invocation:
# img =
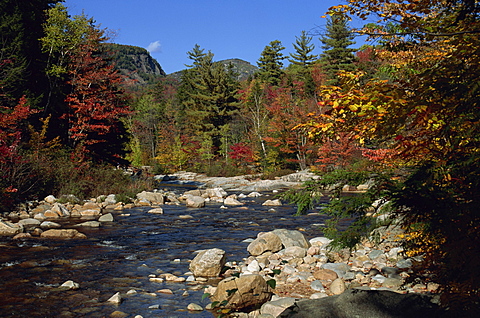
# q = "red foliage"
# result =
<box><xmin>64</xmin><ymin>34</ymin><xmax>130</xmax><ymax>161</ymax></box>
<box><xmin>315</xmin><ymin>132</ymin><xmax>362</xmax><ymax>172</ymax></box>
<box><xmin>0</xmin><ymin>96</ymin><xmax>36</xmax><ymax>209</ymax></box>
<box><xmin>229</xmin><ymin>142</ymin><xmax>255</xmax><ymax>165</ymax></box>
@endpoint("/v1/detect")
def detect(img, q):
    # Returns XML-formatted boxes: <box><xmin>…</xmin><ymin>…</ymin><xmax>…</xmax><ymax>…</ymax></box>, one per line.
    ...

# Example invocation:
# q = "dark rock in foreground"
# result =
<box><xmin>279</xmin><ymin>289</ymin><xmax>443</xmax><ymax>318</ymax></box>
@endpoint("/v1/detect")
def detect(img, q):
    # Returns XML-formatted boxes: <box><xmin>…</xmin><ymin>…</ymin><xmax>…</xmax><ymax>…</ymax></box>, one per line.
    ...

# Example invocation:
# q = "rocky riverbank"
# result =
<box><xmin>0</xmin><ymin>171</ymin><xmax>441</xmax><ymax>317</ymax></box>
<box><xmin>185</xmin><ymin>226</ymin><xmax>442</xmax><ymax>317</ymax></box>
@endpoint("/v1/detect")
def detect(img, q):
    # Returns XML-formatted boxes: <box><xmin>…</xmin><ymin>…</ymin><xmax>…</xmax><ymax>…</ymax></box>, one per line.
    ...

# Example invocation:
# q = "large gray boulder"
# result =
<box><xmin>211</xmin><ymin>274</ymin><xmax>272</xmax><ymax>310</ymax></box>
<box><xmin>247</xmin><ymin>232</ymin><xmax>283</xmax><ymax>256</ymax></box>
<box><xmin>273</xmin><ymin>229</ymin><xmax>311</xmax><ymax>249</ymax></box>
<box><xmin>185</xmin><ymin>195</ymin><xmax>206</xmax><ymax>208</ymax></box>
<box><xmin>279</xmin><ymin>289</ymin><xmax>442</xmax><ymax>318</ymax></box>
<box><xmin>189</xmin><ymin>248</ymin><xmax>226</xmax><ymax>277</ymax></box>
<box><xmin>136</xmin><ymin>191</ymin><xmax>165</xmax><ymax>204</ymax></box>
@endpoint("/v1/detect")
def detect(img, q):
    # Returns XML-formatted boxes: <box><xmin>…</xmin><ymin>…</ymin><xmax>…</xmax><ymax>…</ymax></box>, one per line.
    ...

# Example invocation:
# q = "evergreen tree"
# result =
<box><xmin>288</xmin><ymin>31</ymin><xmax>319</xmax><ymax>97</ymax></box>
<box><xmin>289</xmin><ymin>31</ymin><xmax>318</xmax><ymax>67</ymax></box>
<box><xmin>0</xmin><ymin>0</ymin><xmax>60</xmax><ymax>108</ymax></box>
<box><xmin>320</xmin><ymin>14</ymin><xmax>357</xmax><ymax>85</ymax></box>
<box><xmin>178</xmin><ymin>45</ymin><xmax>239</xmax><ymax>157</ymax></box>
<box><xmin>257</xmin><ymin>40</ymin><xmax>285</xmax><ymax>86</ymax></box>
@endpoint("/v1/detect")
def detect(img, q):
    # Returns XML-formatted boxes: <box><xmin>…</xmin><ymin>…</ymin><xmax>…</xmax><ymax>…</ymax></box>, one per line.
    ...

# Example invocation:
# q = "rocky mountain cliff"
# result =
<box><xmin>105</xmin><ymin>43</ymin><xmax>166</xmax><ymax>86</ymax></box>
<box><xmin>167</xmin><ymin>58</ymin><xmax>258</xmax><ymax>82</ymax></box>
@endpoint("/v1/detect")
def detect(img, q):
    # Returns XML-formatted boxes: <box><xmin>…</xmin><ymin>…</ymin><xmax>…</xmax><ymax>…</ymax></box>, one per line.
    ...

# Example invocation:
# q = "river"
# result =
<box><xmin>0</xmin><ymin>191</ymin><xmax>330</xmax><ymax>317</ymax></box>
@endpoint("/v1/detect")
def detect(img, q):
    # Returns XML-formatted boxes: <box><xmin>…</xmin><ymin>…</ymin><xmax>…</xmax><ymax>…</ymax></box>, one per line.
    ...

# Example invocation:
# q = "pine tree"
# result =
<box><xmin>289</xmin><ymin>31</ymin><xmax>318</xmax><ymax>67</ymax></box>
<box><xmin>257</xmin><ymin>40</ymin><xmax>285</xmax><ymax>86</ymax></box>
<box><xmin>320</xmin><ymin>14</ymin><xmax>357</xmax><ymax>85</ymax></box>
<box><xmin>178</xmin><ymin>45</ymin><xmax>239</xmax><ymax>157</ymax></box>
<box><xmin>288</xmin><ymin>31</ymin><xmax>319</xmax><ymax>97</ymax></box>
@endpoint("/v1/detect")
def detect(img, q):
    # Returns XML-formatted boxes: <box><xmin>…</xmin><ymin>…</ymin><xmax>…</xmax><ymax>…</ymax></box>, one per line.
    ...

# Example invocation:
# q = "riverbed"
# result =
<box><xmin>0</xmin><ymin>192</ymin><xmax>331</xmax><ymax>317</ymax></box>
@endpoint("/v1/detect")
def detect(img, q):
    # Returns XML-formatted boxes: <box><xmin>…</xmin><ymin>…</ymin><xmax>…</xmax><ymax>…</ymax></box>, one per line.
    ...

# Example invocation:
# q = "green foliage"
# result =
<box><xmin>178</xmin><ymin>44</ymin><xmax>239</xmax><ymax>157</ymax></box>
<box><xmin>289</xmin><ymin>31</ymin><xmax>318</xmax><ymax>67</ymax></box>
<box><xmin>257</xmin><ymin>40</ymin><xmax>286</xmax><ymax>86</ymax></box>
<box><xmin>283</xmin><ymin>168</ymin><xmax>396</xmax><ymax>249</ymax></box>
<box><xmin>320</xmin><ymin>14</ymin><xmax>357</xmax><ymax>85</ymax></box>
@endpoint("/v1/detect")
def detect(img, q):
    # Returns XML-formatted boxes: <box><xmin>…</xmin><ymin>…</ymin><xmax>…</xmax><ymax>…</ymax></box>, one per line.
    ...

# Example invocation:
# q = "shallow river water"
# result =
<box><xmin>0</xmin><ymin>191</ymin><xmax>331</xmax><ymax>318</ymax></box>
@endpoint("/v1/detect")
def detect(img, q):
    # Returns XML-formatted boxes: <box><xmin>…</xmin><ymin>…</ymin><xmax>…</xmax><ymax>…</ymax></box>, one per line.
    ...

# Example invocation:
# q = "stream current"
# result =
<box><xmin>0</xmin><ymin>191</ymin><xmax>331</xmax><ymax>317</ymax></box>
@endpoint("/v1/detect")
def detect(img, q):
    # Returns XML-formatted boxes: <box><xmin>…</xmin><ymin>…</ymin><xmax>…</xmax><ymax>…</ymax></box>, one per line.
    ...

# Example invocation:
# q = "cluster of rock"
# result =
<box><xmin>0</xmin><ymin>184</ymin><xmax>282</xmax><ymax>239</ymax></box>
<box><xmin>185</xmin><ymin>228</ymin><xmax>440</xmax><ymax>317</ymax></box>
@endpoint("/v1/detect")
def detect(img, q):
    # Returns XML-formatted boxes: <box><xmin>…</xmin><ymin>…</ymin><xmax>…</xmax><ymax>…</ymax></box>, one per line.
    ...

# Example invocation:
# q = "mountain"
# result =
<box><xmin>167</xmin><ymin>58</ymin><xmax>258</xmax><ymax>82</ymax></box>
<box><xmin>105</xmin><ymin>43</ymin><xmax>166</xmax><ymax>86</ymax></box>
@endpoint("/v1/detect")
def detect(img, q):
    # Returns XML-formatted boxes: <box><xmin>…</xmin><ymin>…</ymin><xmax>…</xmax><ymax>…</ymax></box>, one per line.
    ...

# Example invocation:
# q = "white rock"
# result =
<box><xmin>44</xmin><ymin>195</ymin><xmax>57</xmax><ymax>204</ymax></box>
<box><xmin>107</xmin><ymin>292</ymin><xmax>122</xmax><ymax>304</ymax></box>
<box><xmin>224</xmin><ymin>197</ymin><xmax>243</xmax><ymax>206</ymax></box>
<box><xmin>147</xmin><ymin>208</ymin><xmax>164</xmax><ymax>214</ymax></box>
<box><xmin>262</xmin><ymin>199</ymin><xmax>282</xmax><ymax>206</ymax></box>
<box><xmin>187</xmin><ymin>303</ymin><xmax>203</xmax><ymax>311</ymax></box>
<box><xmin>98</xmin><ymin>213</ymin><xmax>114</xmax><ymax>222</ymax></box>
<box><xmin>40</xmin><ymin>221</ymin><xmax>61</xmax><ymax>229</ymax></box>
<box><xmin>60</xmin><ymin>280</ymin><xmax>79</xmax><ymax>290</ymax></box>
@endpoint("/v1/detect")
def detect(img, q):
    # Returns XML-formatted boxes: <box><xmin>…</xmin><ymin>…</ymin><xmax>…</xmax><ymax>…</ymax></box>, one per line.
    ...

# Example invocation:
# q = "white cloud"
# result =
<box><xmin>146</xmin><ymin>41</ymin><xmax>162</xmax><ymax>53</ymax></box>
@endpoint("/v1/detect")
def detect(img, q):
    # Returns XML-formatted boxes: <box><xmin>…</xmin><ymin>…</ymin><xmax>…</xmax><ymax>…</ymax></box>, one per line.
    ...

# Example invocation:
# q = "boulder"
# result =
<box><xmin>136</xmin><ymin>191</ymin><xmax>165</xmax><ymax>204</ymax></box>
<box><xmin>79</xmin><ymin>209</ymin><xmax>101</xmax><ymax>218</ymax></box>
<box><xmin>189</xmin><ymin>248</ymin><xmax>226</xmax><ymax>277</ymax></box>
<box><xmin>107</xmin><ymin>292</ymin><xmax>122</xmax><ymax>304</ymax></box>
<box><xmin>283</xmin><ymin>246</ymin><xmax>307</xmax><ymax>258</ymax></box>
<box><xmin>313</xmin><ymin>268</ymin><xmax>338</xmax><ymax>281</ymax></box>
<box><xmin>273</xmin><ymin>229</ymin><xmax>310</xmax><ymax>249</ymax></box>
<box><xmin>60</xmin><ymin>280</ymin><xmax>80</xmax><ymax>290</ymax></box>
<box><xmin>0</xmin><ymin>221</ymin><xmax>23</xmax><ymax>236</ymax></box>
<box><xmin>205</xmin><ymin>188</ymin><xmax>227</xmax><ymax>199</ymax></box>
<box><xmin>18</xmin><ymin>218</ymin><xmax>41</xmax><ymax>230</ymax></box>
<box><xmin>51</xmin><ymin>203</ymin><xmax>70</xmax><ymax>217</ymax></box>
<box><xmin>98</xmin><ymin>213</ymin><xmax>114</xmax><ymax>222</ymax></box>
<box><xmin>44</xmin><ymin>195</ymin><xmax>57</xmax><ymax>204</ymax></box>
<box><xmin>329</xmin><ymin>278</ymin><xmax>346</xmax><ymax>295</ymax></box>
<box><xmin>104</xmin><ymin>194</ymin><xmax>117</xmax><ymax>205</ymax></box>
<box><xmin>224</xmin><ymin>197</ymin><xmax>243</xmax><ymax>206</ymax></box>
<box><xmin>40</xmin><ymin>229</ymin><xmax>87</xmax><ymax>239</ymax></box>
<box><xmin>262</xmin><ymin>199</ymin><xmax>282</xmax><ymax>206</ymax></box>
<box><xmin>247</xmin><ymin>232</ymin><xmax>283</xmax><ymax>256</ymax></box>
<box><xmin>211</xmin><ymin>274</ymin><xmax>272</xmax><ymax>310</ymax></box>
<box><xmin>261</xmin><ymin>297</ymin><xmax>297</xmax><ymax>317</ymax></box>
<box><xmin>185</xmin><ymin>196</ymin><xmax>205</xmax><ymax>208</ymax></box>
<box><xmin>40</xmin><ymin>221</ymin><xmax>62</xmax><ymax>229</ymax></box>
<box><xmin>279</xmin><ymin>289</ymin><xmax>442</xmax><ymax>318</ymax></box>
<box><xmin>76</xmin><ymin>221</ymin><xmax>101</xmax><ymax>227</ymax></box>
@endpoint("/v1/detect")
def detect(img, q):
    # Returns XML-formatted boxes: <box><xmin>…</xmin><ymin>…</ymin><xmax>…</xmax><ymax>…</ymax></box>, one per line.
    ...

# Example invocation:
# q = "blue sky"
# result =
<box><xmin>64</xmin><ymin>0</ymin><xmax>367</xmax><ymax>74</ymax></box>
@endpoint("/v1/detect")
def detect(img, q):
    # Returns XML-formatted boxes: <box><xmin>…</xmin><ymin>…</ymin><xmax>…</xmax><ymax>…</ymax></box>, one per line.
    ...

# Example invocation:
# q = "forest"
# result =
<box><xmin>0</xmin><ymin>0</ymin><xmax>478</xmax><ymax>315</ymax></box>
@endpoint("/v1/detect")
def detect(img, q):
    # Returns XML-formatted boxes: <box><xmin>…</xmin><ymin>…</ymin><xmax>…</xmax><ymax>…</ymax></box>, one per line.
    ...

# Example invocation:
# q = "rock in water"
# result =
<box><xmin>40</xmin><ymin>229</ymin><xmax>87</xmax><ymax>239</ymax></box>
<box><xmin>189</xmin><ymin>248</ymin><xmax>226</xmax><ymax>277</ymax></box>
<box><xmin>107</xmin><ymin>292</ymin><xmax>122</xmax><ymax>304</ymax></box>
<box><xmin>185</xmin><ymin>196</ymin><xmax>205</xmax><ymax>208</ymax></box>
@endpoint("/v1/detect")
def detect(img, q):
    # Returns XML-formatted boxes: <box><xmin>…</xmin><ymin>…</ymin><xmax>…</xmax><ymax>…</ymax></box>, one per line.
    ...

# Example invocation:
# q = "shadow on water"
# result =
<box><xmin>0</xmin><ymin>191</ymin><xmax>333</xmax><ymax>317</ymax></box>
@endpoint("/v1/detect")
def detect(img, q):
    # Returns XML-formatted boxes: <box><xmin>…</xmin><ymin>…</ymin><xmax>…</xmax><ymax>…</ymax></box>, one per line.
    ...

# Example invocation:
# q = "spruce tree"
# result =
<box><xmin>178</xmin><ymin>45</ymin><xmax>239</xmax><ymax>157</ymax></box>
<box><xmin>320</xmin><ymin>14</ymin><xmax>357</xmax><ymax>85</ymax></box>
<box><xmin>257</xmin><ymin>40</ymin><xmax>285</xmax><ymax>86</ymax></box>
<box><xmin>288</xmin><ymin>31</ymin><xmax>318</xmax><ymax>96</ymax></box>
<box><xmin>289</xmin><ymin>31</ymin><xmax>318</xmax><ymax>67</ymax></box>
